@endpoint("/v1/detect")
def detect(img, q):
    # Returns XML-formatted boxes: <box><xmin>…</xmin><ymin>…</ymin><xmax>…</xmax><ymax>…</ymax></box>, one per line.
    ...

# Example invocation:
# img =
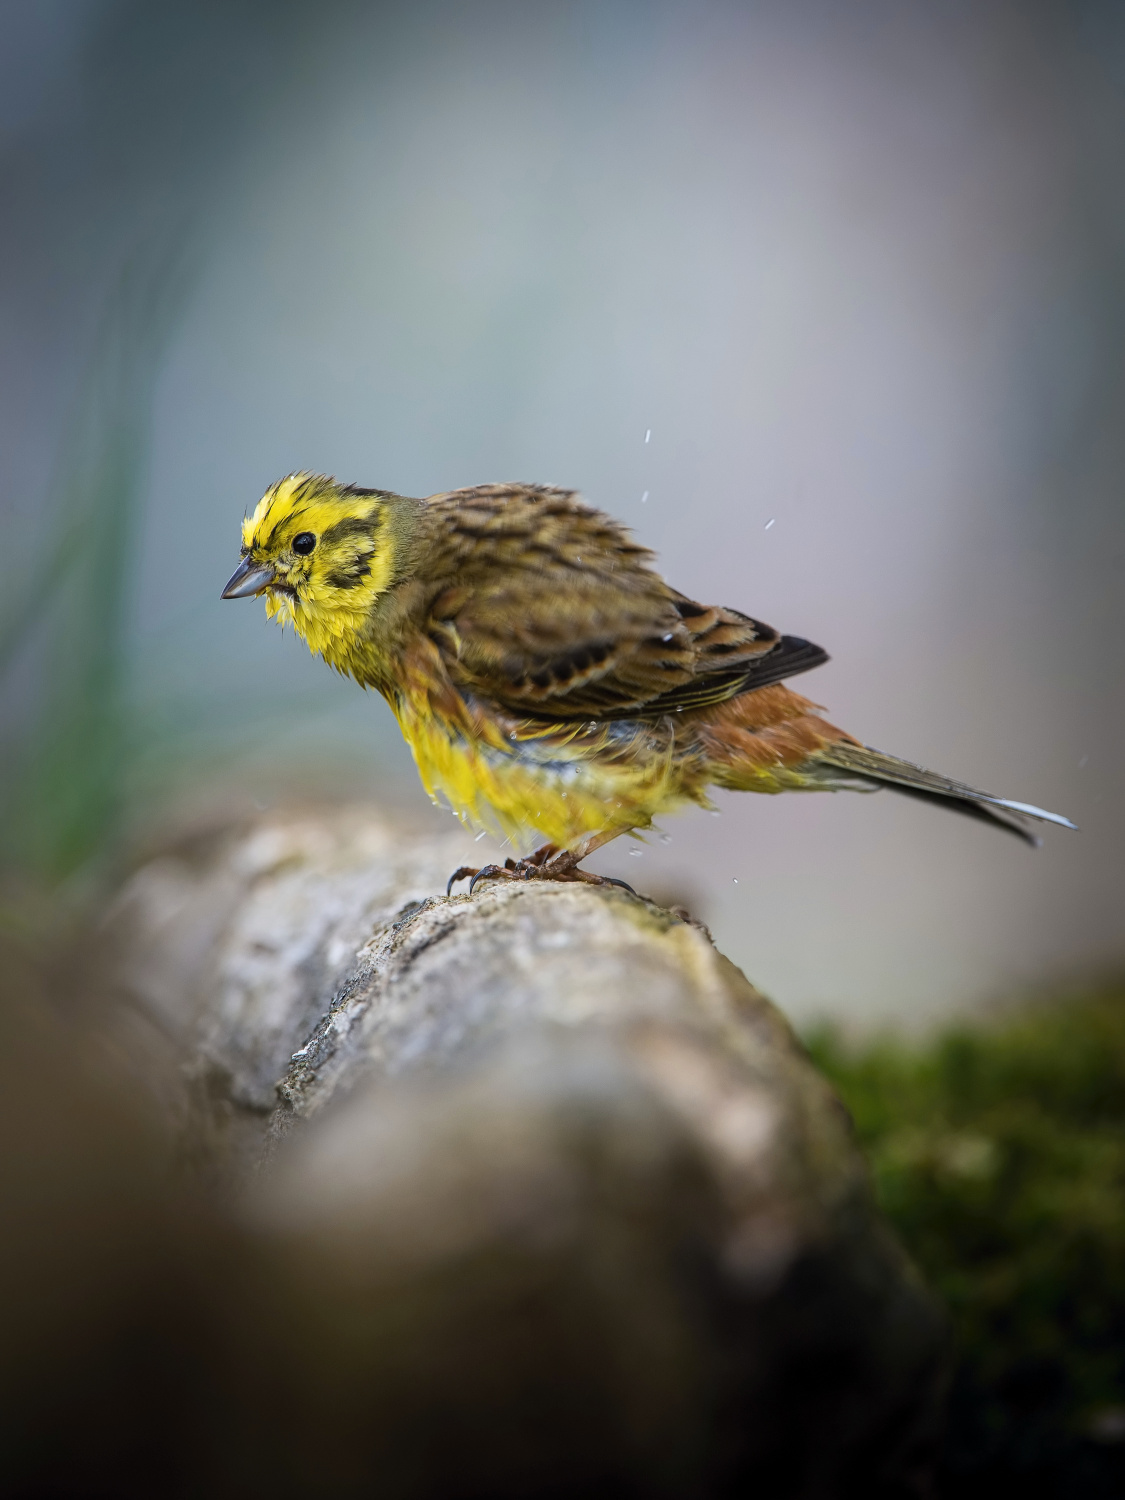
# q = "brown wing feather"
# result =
<box><xmin>416</xmin><ymin>484</ymin><xmax>824</xmax><ymax>721</ymax></box>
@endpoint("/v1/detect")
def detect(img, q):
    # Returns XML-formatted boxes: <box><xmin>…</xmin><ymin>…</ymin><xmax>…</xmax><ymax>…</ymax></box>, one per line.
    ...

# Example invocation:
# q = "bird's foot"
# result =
<box><xmin>446</xmin><ymin>843</ymin><xmax>636</xmax><ymax>897</ymax></box>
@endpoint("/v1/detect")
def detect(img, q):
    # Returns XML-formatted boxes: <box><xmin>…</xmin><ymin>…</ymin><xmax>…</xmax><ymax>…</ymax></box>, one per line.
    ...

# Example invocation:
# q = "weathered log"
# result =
<box><xmin>86</xmin><ymin>805</ymin><xmax>945</xmax><ymax>1496</ymax></box>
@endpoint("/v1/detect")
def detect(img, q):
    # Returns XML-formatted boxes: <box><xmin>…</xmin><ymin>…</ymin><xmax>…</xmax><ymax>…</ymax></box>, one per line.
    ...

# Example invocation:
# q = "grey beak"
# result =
<box><xmin>221</xmin><ymin>556</ymin><xmax>275</xmax><ymax>599</ymax></box>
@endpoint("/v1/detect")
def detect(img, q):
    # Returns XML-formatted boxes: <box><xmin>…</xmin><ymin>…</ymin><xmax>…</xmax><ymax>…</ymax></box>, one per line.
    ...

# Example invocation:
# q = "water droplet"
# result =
<box><xmin>641</xmin><ymin>490</ymin><xmax>649</xmax><ymax>503</ymax></box>
<box><xmin>764</xmin><ymin>518</ymin><xmax>776</xmax><ymax>530</ymax></box>
<box><xmin>709</xmin><ymin>809</ymin><xmax>721</xmax><ymax>816</ymax></box>
<box><xmin>1079</xmin><ymin>753</ymin><xmax>1089</xmax><ymax>767</ymax></box>
<box><xmin>644</xmin><ymin>428</ymin><xmax>651</xmax><ymax>443</ymax></box>
<box><xmin>661</xmin><ymin>633</ymin><xmax>673</xmax><ymax>642</ymax></box>
<box><xmin>732</xmin><ymin>878</ymin><xmax>739</xmax><ymax>884</ymax></box>
<box><xmin>475</xmin><ymin>831</ymin><xmax>487</xmax><ymax>841</ymax></box>
<box><xmin>658</xmin><ymin>833</ymin><xmax>672</xmax><ymax>844</ymax></box>
<box><xmin>628</xmin><ymin>848</ymin><xmax>643</xmax><ymax>857</ymax></box>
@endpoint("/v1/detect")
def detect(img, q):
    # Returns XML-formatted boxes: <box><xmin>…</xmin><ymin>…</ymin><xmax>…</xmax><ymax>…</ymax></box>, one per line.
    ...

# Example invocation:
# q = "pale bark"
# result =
<box><xmin>89</xmin><ymin>804</ymin><xmax>945</xmax><ymax>1497</ymax></box>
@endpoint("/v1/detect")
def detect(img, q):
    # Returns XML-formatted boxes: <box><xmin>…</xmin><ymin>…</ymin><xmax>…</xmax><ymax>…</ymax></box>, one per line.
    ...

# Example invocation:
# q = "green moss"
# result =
<box><xmin>808</xmin><ymin>980</ymin><xmax>1125</xmax><ymax>1497</ymax></box>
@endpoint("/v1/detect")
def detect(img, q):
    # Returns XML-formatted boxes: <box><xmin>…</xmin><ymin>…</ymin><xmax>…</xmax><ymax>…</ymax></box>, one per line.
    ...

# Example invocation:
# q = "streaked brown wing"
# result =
<box><xmin>418</xmin><ymin>483</ymin><xmax>825</xmax><ymax>721</ymax></box>
<box><xmin>634</xmin><ymin>632</ymin><xmax>829</xmax><ymax>718</ymax></box>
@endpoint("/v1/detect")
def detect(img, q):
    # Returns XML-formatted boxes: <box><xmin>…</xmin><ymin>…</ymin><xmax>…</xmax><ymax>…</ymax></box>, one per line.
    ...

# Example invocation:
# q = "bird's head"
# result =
<box><xmin>221</xmin><ymin>472</ymin><xmax>408</xmax><ymax>657</ymax></box>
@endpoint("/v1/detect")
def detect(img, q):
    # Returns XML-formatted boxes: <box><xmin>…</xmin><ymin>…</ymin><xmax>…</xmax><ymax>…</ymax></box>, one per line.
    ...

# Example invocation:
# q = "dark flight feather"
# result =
<box><xmin>814</xmin><ymin>742</ymin><xmax>1076</xmax><ymax>846</ymax></box>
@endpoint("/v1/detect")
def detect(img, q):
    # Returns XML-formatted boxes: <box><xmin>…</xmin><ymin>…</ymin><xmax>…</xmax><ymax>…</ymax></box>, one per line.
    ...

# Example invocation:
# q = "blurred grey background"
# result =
<box><xmin>1</xmin><ymin>0</ymin><xmax>1122</xmax><ymax>1027</ymax></box>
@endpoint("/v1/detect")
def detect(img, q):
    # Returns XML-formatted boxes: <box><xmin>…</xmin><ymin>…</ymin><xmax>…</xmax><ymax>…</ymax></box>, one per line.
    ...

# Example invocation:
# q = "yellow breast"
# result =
<box><xmin>395</xmin><ymin>695</ymin><xmax>703</xmax><ymax>855</ymax></box>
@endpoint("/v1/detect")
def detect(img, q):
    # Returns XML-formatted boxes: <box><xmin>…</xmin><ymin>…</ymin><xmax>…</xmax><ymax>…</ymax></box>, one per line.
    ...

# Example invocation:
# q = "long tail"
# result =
<box><xmin>814</xmin><ymin>741</ymin><xmax>1077</xmax><ymax>847</ymax></box>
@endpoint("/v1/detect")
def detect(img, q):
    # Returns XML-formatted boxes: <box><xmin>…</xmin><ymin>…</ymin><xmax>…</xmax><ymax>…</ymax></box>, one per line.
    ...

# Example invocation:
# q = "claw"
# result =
<box><xmin>447</xmin><ymin>845</ymin><xmax>635</xmax><ymax>899</ymax></box>
<box><xmin>469</xmin><ymin>864</ymin><xmax>510</xmax><ymax>895</ymax></box>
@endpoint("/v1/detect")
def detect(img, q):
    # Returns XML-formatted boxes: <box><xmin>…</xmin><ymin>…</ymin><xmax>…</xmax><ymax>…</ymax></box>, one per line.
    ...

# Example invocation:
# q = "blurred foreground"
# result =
<box><xmin>1</xmin><ymin>808</ymin><xmax>945</xmax><ymax>1498</ymax></box>
<box><xmin>1</xmin><ymin>801</ymin><xmax>1121</xmax><ymax>1495</ymax></box>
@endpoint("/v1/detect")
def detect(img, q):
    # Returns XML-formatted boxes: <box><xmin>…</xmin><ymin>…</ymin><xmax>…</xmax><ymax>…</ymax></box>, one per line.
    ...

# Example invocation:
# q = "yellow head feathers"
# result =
<box><xmin>234</xmin><ymin>472</ymin><xmax>402</xmax><ymax>668</ymax></box>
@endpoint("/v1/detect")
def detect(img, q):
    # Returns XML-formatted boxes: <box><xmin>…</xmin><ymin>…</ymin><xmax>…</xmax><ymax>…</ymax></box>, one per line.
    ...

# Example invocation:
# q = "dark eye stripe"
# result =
<box><xmin>321</xmin><ymin>514</ymin><xmax>379</xmax><ymax>545</ymax></box>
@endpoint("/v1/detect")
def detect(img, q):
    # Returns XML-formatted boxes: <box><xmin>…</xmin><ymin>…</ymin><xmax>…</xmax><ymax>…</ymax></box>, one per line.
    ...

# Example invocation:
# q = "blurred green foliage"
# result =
<box><xmin>808</xmin><ymin>980</ymin><xmax>1125</xmax><ymax>1497</ymax></box>
<box><xmin>0</xmin><ymin>248</ymin><xmax>195</xmax><ymax>886</ymax></box>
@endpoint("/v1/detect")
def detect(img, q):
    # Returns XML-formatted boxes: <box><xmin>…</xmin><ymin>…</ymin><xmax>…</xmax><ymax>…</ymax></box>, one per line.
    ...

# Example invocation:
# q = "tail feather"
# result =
<box><xmin>815</xmin><ymin>742</ymin><xmax>1076</xmax><ymax>848</ymax></box>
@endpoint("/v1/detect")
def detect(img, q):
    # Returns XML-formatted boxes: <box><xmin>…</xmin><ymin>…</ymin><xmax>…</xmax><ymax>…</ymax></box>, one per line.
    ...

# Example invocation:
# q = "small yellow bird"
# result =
<box><xmin>222</xmin><ymin>474</ymin><xmax>1074</xmax><ymax>891</ymax></box>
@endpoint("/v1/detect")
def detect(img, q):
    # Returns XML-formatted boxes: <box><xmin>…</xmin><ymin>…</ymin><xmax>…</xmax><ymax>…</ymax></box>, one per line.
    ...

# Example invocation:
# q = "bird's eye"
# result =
<box><xmin>292</xmin><ymin>532</ymin><xmax>316</xmax><ymax>555</ymax></box>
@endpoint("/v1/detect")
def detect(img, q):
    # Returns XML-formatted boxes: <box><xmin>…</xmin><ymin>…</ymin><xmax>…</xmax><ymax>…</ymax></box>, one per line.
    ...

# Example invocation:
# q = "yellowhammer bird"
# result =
<box><xmin>222</xmin><ymin>474</ymin><xmax>1074</xmax><ymax>892</ymax></box>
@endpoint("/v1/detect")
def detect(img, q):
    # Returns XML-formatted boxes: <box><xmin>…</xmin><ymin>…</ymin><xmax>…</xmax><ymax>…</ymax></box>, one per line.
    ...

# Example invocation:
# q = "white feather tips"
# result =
<box><xmin>981</xmin><ymin>796</ymin><xmax>1077</xmax><ymax>830</ymax></box>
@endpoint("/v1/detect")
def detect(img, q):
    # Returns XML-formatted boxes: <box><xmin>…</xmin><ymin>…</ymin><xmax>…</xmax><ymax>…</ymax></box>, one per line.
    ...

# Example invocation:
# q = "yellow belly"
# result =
<box><xmin>396</xmin><ymin>703</ymin><xmax>704</xmax><ymax>854</ymax></box>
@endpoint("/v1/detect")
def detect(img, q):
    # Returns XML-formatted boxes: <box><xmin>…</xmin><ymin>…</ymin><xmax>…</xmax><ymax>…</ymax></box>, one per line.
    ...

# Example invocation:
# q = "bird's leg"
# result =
<box><xmin>447</xmin><ymin>839</ymin><xmax>636</xmax><ymax>897</ymax></box>
<box><xmin>527</xmin><ymin>829</ymin><xmax>637</xmax><ymax>891</ymax></box>
<box><xmin>446</xmin><ymin>843</ymin><xmax>559</xmax><ymax>896</ymax></box>
<box><xmin>535</xmin><ymin>847</ymin><xmax>637</xmax><ymax>894</ymax></box>
<box><xmin>464</xmin><ymin>844</ymin><xmax>562</xmax><ymax>895</ymax></box>
<box><xmin>522</xmin><ymin>843</ymin><xmax>559</xmax><ymax>868</ymax></box>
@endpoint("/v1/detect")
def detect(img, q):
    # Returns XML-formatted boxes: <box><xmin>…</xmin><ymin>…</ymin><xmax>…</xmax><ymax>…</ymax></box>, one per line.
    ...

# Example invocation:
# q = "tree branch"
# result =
<box><xmin>92</xmin><ymin>805</ymin><xmax>946</xmax><ymax>1496</ymax></box>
